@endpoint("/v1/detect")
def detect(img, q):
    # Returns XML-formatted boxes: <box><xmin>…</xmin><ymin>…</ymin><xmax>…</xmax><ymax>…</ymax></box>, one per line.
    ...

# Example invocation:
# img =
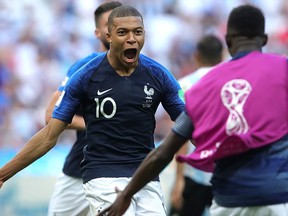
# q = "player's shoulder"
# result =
<box><xmin>263</xmin><ymin>52</ymin><xmax>288</xmax><ymax>61</ymax></box>
<box><xmin>139</xmin><ymin>53</ymin><xmax>172</xmax><ymax>77</ymax></box>
<box><xmin>68</xmin><ymin>52</ymin><xmax>107</xmax><ymax>82</ymax></box>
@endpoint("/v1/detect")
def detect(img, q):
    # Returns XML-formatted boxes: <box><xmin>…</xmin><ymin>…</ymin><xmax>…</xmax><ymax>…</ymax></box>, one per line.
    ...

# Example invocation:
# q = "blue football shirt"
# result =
<box><xmin>58</xmin><ymin>52</ymin><xmax>99</xmax><ymax>178</ymax></box>
<box><xmin>53</xmin><ymin>52</ymin><xmax>185</xmax><ymax>183</ymax></box>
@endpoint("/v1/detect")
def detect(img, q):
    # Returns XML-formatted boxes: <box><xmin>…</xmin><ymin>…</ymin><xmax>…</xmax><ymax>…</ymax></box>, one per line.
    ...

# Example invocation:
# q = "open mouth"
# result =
<box><xmin>124</xmin><ymin>48</ymin><xmax>137</xmax><ymax>60</ymax></box>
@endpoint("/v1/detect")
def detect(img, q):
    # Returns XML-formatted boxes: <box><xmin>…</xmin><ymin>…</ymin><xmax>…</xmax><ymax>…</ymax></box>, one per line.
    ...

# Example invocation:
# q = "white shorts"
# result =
<box><xmin>83</xmin><ymin>177</ymin><xmax>166</xmax><ymax>216</ymax></box>
<box><xmin>47</xmin><ymin>173</ymin><xmax>91</xmax><ymax>216</ymax></box>
<box><xmin>210</xmin><ymin>200</ymin><xmax>288</xmax><ymax>216</ymax></box>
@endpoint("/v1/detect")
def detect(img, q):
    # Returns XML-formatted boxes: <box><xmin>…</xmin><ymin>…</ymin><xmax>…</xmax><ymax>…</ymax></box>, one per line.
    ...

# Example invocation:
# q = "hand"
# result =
<box><xmin>97</xmin><ymin>187</ymin><xmax>132</xmax><ymax>216</ymax></box>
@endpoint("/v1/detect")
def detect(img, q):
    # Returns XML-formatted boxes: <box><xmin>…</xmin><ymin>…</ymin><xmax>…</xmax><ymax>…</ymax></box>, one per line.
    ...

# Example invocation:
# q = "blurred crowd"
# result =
<box><xmin>0</xmin><ymin>0</ymin><xmax>288</xmax><ymax>149</ymax></box>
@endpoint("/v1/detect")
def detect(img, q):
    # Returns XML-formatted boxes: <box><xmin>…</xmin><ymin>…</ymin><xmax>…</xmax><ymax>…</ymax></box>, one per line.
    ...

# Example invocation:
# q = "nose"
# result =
<box><xmin>127</xmin><ymin>32</ymin><xmax>136</xmax><ymax>44</ymax></box>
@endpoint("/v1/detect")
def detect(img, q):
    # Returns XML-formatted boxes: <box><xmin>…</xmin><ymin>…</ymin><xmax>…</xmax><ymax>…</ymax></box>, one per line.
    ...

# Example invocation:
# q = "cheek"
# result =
<box><xmin>138</xmin><ymin>37</ymin><xmax>145</xmax><ymax>47</ymax></box>
<box><xmin>110</xmin><ymin>40</ymin><xmax>123</xmax><ymax>50</ymax></box>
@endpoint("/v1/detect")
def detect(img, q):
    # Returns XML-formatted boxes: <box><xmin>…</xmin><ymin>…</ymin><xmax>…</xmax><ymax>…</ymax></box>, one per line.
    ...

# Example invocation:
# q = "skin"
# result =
<box><xmin>225</xmin><ymin>29</ymin><xmax>267</xmax><ymax>56</ymax></box>
<box><xmin>97</xmin><ymin>27</ymin><xmax>268</xmax><ymax>216</ymax></box>
<box><xmin>95</xmin><ymin>10</ymin><xmax>112</xmax><ymax>51</ymax></box>
<box><xmin>106</xmin><ymin>16</ymin><xmax>145</xmax><ymax>76</ymax></box>
<box><xmin>97</xmin><ymin>131</ymin><xmax>187</xmax><ymax>216</ymax></box>
<box><xmin>0</xmin><ymin>118</ymin><xmax>68</xmax><ymax>186</ymax></box>
<box><xmin>0</xmin><ymin>16</ymin><xmax>146</xmax><ymax>190</ymax></box>
<box><xmin>170</xmin><ymin>48</ymin><xmax>223</xmax><ymax>211</ymax></box>
<box><xmin>169</xmin><ymin>143</ymin><xmax>187</xmax><ymax>210</ymax></box>
<box><xmin>0</xmin><ymin>10</ymin><xmax>123</xmax><ymax>188</ymax></box>
<box><xmin>45</xmin><ymin>10</ymin><xmax>114</xmax><ymax>129</ymax></box>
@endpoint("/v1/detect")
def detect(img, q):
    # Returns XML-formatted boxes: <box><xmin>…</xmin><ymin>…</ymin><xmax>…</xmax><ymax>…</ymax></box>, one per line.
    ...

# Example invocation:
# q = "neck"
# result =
<box><xmin>107</xmin><ymin>51</ymin><xmax>136</xmax><ymax>76</ymax></box>
<box><xmin>230</xmin><ymin>37</ymin><xmax>263</xmax><ymax>57</ymax></box>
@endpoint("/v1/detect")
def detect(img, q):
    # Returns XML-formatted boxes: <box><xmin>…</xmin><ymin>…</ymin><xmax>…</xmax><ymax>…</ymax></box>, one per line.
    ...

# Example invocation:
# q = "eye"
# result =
<box><xmin>135</xmin><ymin>29</ymin><xmax>143</xmax><ymax>35</ymax></box>
<box><xmin>117</xmin><ymin>30</ymin><xmax>126</xmax><ymax>36</ymax></box>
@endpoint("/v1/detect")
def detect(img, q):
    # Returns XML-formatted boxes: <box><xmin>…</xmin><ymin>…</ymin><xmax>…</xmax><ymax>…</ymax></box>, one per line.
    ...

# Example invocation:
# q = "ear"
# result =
<box><xmin>262</xmin><ymin>34</ymin><xmax>268</xmax><ymax>46</ymax></box>
<box><xmin>106</xmin><ymin>32</ymin><xmax>112</xmax><ymax>43</ymax></box>
<box><xmin>94</xmin><ymin>29</ymin><xmax>101</xmax><ymax>40</ymax></box>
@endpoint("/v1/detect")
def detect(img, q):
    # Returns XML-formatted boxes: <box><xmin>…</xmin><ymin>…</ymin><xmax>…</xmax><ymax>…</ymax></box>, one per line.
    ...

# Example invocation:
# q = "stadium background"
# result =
<box><xmin>0</xmin><ymin>0</ymin><xmax>288</xmax><ymax>215</ymax></box>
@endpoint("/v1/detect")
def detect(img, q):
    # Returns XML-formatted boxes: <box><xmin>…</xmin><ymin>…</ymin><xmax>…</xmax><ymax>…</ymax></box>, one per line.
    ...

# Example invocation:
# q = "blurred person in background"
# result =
<box><xmin>97</xmin><ymin>4</ymin><xmax>288</xmax><ymax>216</ymax></box>
<box><xmin>45</xmin><ymin>2</ymin><xmax>122</xmax><ymax>216</ymax></box>
<box><xmin>0</xmin><ymin>53</ymin><xmax>11</xmax><ymax>125</ymax></box>
<box><xmin>169</xmin><ymin>34</ymin><xmax>224</xmax><ymax>216</ymax></box>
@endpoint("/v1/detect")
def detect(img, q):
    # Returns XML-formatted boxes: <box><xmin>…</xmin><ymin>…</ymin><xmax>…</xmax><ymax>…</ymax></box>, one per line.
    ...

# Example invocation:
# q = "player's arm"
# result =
<box><xmin>45</xmin><ymin>55</ymin><xmax>94</xmax><ymax>130</ymax></box>
<box><xmin>97</xmin><ymin>111</ymin><xmax>194</xmax><ymax>216</ymax></box>
<box><xmin>0</xmin><ymin>118</ymin><xmax>68</xmax><ymax>187</ymax></box>
<box><xmin>170</xmin><ymin>142</ymin><xmax>188</xmax><ymax>210</ymax></box>
<box><xmin>97</xmin><ymin>130</ymin><xmax>187</xmax><ymax>216</ymax></box>
<box><xmin>45</xmin><ymin>90</ymin><xmax>85</xmax><ymax>131</ymax></box>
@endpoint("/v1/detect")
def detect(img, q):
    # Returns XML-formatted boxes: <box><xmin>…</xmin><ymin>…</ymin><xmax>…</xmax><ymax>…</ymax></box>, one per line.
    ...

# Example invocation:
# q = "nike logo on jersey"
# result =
<box><xmin>97</xmin><ymin>88</ymin><xmax>113</xmax><ymax>95</ymax></box>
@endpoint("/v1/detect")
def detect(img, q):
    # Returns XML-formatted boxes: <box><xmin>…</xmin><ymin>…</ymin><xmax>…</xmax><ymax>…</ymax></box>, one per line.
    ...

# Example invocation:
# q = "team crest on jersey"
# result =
<box><xmin>142</xmin><ymin>83</ymin><xmax>154</xmax><ymax>108</ymax></box>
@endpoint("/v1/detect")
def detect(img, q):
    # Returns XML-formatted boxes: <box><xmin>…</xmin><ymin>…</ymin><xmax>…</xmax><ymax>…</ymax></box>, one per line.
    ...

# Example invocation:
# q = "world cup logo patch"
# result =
<box><xmin>221</xmin><ymin>79</ymin><xmax>252</xmax><ymax>135</ymax></box>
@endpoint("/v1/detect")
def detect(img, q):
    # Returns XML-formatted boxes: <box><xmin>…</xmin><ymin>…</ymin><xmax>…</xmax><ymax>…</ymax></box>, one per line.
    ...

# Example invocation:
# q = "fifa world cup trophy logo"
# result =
<box><xmin>221</xmin><ymin>79</ymin><xmax>252</xmax><ymax>135</ymax></box>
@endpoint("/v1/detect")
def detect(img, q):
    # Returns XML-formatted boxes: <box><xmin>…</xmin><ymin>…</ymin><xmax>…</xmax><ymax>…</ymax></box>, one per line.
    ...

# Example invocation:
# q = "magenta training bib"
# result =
<box><xmin>177</xmin><ymin>51</ymin><xmax>288</xmax><ymax>172</ymax></box>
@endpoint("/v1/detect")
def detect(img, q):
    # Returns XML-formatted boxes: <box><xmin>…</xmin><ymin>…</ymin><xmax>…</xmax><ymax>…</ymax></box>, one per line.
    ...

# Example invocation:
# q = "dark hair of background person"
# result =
<box><xmin>94</xmin><ymin>1</ymin><xmax>123</xmax><ymax>27</ymax></box>
<box><xmin>197</xmin><ymin>35</ymin><xmax>223</xmax><ymax>65</ymax></box>
<box><xmin>227</xmin><ymin>4</ymin><xmax>265</xmax><ymax>38</ymax></box>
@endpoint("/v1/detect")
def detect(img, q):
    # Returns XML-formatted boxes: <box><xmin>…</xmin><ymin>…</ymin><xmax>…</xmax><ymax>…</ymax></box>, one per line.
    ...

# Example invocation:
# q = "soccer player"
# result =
<box><xmin>97</xmin><ymin>4</ymin><xmax>288</xmax><ymax>216</ymax></box>
<box><xmin>169</xmin><ymin>34</ymin><xmax>223</xmax><ymax>216</ymax></box>
<box><xmin>45</xmin><ymin>2</ymin><xmax>122</xmax><ymax>216</ymax></box>
<box><xmin>0</xmin><ymin>5</ymin><xmax>185</xmax><ymax>216</ymax></box>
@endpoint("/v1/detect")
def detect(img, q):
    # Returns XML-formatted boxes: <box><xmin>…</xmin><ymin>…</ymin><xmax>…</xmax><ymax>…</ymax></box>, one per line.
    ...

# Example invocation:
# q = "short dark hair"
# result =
<box><xmin>94</xmin><ymin>1</ymin><xmax>122</xmax><ymax>28</ymax></box>
<box><xmin>227</xmin><ymin>4</ymin><xmax>265</xmax><ymax>38</ymax></box>
<box><xmin>108</xmin><ymin>5</ymin><xmax>143</xmax><ymax>32</ymax></box>
<box><xmin>197</xmin><ymin>34</ymin><xmax>223</xmax><ymax>64</ymax></box>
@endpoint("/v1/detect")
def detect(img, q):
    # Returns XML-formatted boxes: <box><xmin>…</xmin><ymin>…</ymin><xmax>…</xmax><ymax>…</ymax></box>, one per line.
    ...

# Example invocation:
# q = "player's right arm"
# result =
<box><xmin>44</xmin><ymin>54</ymin><xmax>98</xmax><ymax>130</ymax></box>
<box><xmin>45</xmin><ymin>90</ymin><xmax>85</xmax><ymax>131</ymax></box>
<box><xmin>0</xmin><ymin>56</ymin><xmax>92</xmax><ymax>188</ymax></box>
<box><xmin>0</xmin><ymin>118</ymin><xmax>68</xmax><ymax>187</ymax></box>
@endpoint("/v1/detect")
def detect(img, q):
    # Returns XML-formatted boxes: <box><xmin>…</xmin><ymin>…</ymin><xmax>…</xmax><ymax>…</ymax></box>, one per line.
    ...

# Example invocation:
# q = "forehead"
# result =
<box><xmin>111</xmin><ymin>16</ymin><xmax>144</xmax><ymax>30</ymax></box>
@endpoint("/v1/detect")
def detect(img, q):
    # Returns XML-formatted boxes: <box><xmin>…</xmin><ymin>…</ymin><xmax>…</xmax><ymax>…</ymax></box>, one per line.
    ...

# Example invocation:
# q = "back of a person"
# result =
<box><xmin>91</xmin><ymin>4</ymin><xmax>288</xmax><ymax>216</ymax></box>
<box><xmin>169</xmin><ymin>34</ymin><xmax>223</xmax><ymax>216</ymax></box>
<box><xmin>180</xmin><ymin>51</ymin><xmax>288</xmax><ymax>172</ymax></box>
<box><xmin>190</xmin><ymin>51</ymin><xmax>287</xmax><ymax>150</ymax></box>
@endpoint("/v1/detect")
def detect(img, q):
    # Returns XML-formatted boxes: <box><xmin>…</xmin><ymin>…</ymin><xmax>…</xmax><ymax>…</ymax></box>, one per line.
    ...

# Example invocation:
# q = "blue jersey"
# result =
<box><xmin>212</xmin><ymin>134</ymin><xmax>288</xmax><ymax>207</ymax></box>
<box><xmin>59</xmin><ymin>52</ymin><xmax>99</xmax><ymax>178</ymax></box>
<box><xmin>53</xmin><ymin>52</ymin><xmax>185</xmax><ymax>183</ymax></box>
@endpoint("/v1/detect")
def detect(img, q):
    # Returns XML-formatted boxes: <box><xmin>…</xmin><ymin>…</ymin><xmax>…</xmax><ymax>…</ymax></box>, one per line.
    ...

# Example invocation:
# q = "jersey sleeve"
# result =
<box><xmin>52</xmin><ymin>65</ymin><xmax>89</xmax><ymax>123</ymax></box>
<box><xmin>161</xmin><ymin>68</ymin><xmax>185</xmax><ymax>121</ymax></box>
<box><xmin>52</xmin><ymin>52</ymin><xmax>105</xmax><ymax>123</ymax></box>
